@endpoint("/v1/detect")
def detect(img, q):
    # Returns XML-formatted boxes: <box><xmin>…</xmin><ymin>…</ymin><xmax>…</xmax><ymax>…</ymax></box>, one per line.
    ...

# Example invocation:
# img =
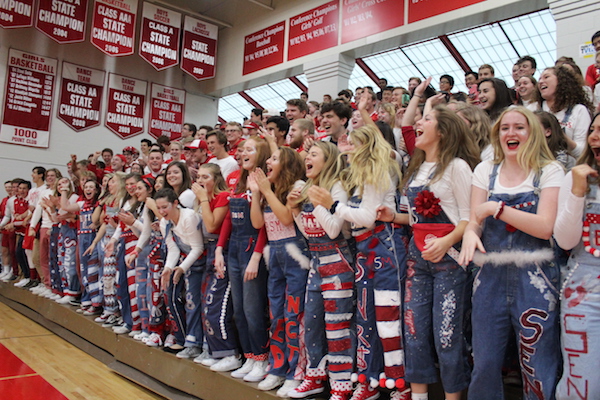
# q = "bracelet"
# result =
<box><xmin>414</xmin><ymin>94</ymin><xmax>423</xmax><ymax>98</ymax></box>
<box><xmin>493</xmin><ymin>201</ymin><xmax>505</xmax><ymax>220</ymax></box>
<box><xmin>201</xmin><ymin>200</ymin><xmax>209</xmax><ymax>203</ymax></box>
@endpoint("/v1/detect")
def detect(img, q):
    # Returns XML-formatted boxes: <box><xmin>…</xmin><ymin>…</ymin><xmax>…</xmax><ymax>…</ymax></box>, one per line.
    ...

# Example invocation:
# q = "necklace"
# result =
<box><xmin>582</xmin><ymin>221</ymin><xmax>600</xmax><ymax>257</ymax></box>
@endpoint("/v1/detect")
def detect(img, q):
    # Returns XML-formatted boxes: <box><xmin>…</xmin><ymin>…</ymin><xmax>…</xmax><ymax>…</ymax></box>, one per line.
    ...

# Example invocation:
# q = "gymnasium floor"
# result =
<box><xmin>0</xmin><ymin>302</ymin><xmax>164</xmax><ymax>400</ymax></box>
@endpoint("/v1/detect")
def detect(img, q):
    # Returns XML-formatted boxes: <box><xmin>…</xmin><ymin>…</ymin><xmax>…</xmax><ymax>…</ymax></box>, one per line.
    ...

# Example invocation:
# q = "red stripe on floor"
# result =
<box><xmin>0</xmin><ymin>343</ymin><xmax>35</xmax><ymax>378</ymax></box>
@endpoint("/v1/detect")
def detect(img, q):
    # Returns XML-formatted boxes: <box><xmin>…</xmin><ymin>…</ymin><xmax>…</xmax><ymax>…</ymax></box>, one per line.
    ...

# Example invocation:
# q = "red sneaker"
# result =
<box><xmin>350</xmin><ymin>383</ymin><xmax>380</xmax><ymax>400</ymax></box>
<box><xmin>288</xmin><ymin>377</ymin><xmax>326</xmax><ymax>398</ymax></box>
<box><xmin>390</xmin><ymin>388</ymin><xmax>411</xmax><ymax>400</ymax></box>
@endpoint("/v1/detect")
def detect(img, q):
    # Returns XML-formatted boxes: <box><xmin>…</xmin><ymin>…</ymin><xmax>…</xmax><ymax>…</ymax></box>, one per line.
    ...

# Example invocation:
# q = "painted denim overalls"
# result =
<box><xmin>348</xmin><ymin>192</ymin><xmax>408</xmax><ymax>394</ymax></box>
<box><xmin>404</xmin><ymin>170</ymin><xmax>471</xmax><ymax>394</ymax></box>
<box><xmin>556</xmin><ymin>184</ymin><xmax>600</xmax><ymax>400</ymax></box>
<box><xmin>469</xmin><ymin>164</ymin><xmax>560</xmax><ymax>400</ymax></box>
<box><xmin>49</xmin><ymin>223</ymin><xmax>61</xmax><ymax>295</ymax></box>
<box><xmin>116</xmin><ymin>207</ymin><xmax>139</xmax><ymax>331</ymax></box>
<box><xmin>78</xmin><ymin>201</ymin><xmax>100</xmax><ymax>307</ymax></box>
<box><xmin>134</xmin><ymin>206</ymin><xmax>154</xmax><ymax>333</ymax></box>
<box><xmin>227</xmin><ymin>194</ymin><xmax>269</xmax><ymax>361</ymax></box>
<box><xmin>164</xmin><ymin>220</ymin><xmax>206</xmax><ymax>348</ymax></box>
<box><xmin>57</xmin><ymin>218</ymin><xmax>80</xmax><ymax>297</ymax></box>
<box><xmin>301</xmin><ymin>201</ymin><xmax>355</xmax><ymax>396</ymax></box>
<box><xmin>263</xmin><ymin>204</ymin><xmax>309</xmax><ymax>380</ymax></box>
<box><xmin>202</xmin><ymin>222</ymin><xmax>238</xmax><ymax>359</ymax></box>
<box><xmin>98</xmin><ymin>201</ymin><xmax>122</xmax><ymax>314</ymax></box>
<box><xmin>146</xmin><ymin>220</ymin><xmax>166</xmax><ymax>335</ymax></box>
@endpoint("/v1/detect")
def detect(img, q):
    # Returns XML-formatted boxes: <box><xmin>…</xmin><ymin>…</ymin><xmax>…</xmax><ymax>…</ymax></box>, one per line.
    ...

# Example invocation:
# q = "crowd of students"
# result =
<box><xmin>2</xmin><ymin>34</ymin><xmax>600</xmax><ymax>400</ymax></box>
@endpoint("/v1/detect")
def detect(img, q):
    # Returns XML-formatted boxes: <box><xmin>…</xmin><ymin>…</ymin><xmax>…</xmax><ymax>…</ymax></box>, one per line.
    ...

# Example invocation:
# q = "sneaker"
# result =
<box><xmin>330</xmin><ymin>392</ymin><xmax>351</xmax><ymax>400</ymax></box>
<box><xmin>350</xmin><ymin>383</ymin><xmax>380</xmax><ymax>400</ymax></box>
<box><xmin>69</xmin><ymin>298</ymin><xmax>82</xmax><ymax>307</ymax></box>
<box><xmin>56</xmin><ymin>295</ymin><xmax>76</xmax><ymax>304</ymax></box>
<box><xmin>191</xmin><ymin>350</ymin><xmax>211</xmax><ymax>364</ymax></box>
<box><xmin>76</xmin><ymin>306</ymin><xmax>90</xmax><ymax>314</ymax></box>
<box><xmin>128</xmin><ymin>330</ymin><xmax>142</xmax><ymax>337</ymax></box>
<box><xmin>133</xmin><ymin>332</ymin><xmax>150</xmax><ymax>341</ymax></box>
<box><xmin>277</xmin><ymin>379</ymin><xmax>300</xmax><ymax>398</ymax></box>
<box><xmin>231</xmin><ymin>358</ymin><xmax>255</xmax><ymax>379</ymax></box>
<box><xmin>209</xmin><ymin>355</ymin><xmax>242</xmax><ymax>371</ymax></box>
<box><xmin>113</xmin><ymin>325</ymin><xmax>131</xmax><ymax>335</ymax></box>
<box><xmin>258</xmin><ymin>374</ymin><xmax>285</xmax><ymax>391</ymax></box>
<box><xmin>164</xmin><ymin>334</ymin><xmax>176</xmax><ymax>347</ymax></box>
<box><xmin>31</xmin><ymin>283</ymin><xmax>45</xmax><ymax>293</ymax></box>
<box><xmin>83</xmin><ymin>306</ymin><xmax>102</xmax><ymax>316</ymax></box>
<box><xmin>48</xmin><ymin>293</ymin><xmax>62</xmax><ymax>301</ymax></box>
<box><xmin>243</xmin><ymin>360</ymin><xmax>268</xmax><ymax>382</ymax></box>
<box><xmin>2</xmin><ymin>273</ymin><xmax>16</xmax><ymax>282</ymax></box>
<box><xmin>101</xmin><ymin>314</ymin><xmax>120</xmax><ymax>327</ymax></box>
<box><xmin>145</xmin><ymin>333</ymin><xmax>163</xmax><ymax>347</ymax></box>
<box><xmin>24</xmin><ymin>279</ymin><xmax>39</xmax><ymax>289</ymax></box>
<box><xmin>288</xmin><ymin>377</ymin><xmax>326</xmax><ymax>398</ymax></box>
<box><xmin>176</xmin><ymin>346</ymin><xmax>202</xmax><ymax>359</ymax></box>
<box><xmin>389</xmin><ymin>388</ymin><xmax>411</xmax><ymax>400</ymax></box>
<box><xmin>95</xmin><ymin>313</ymin><xmax>110</xmax><ymax>323</ymax></box>
<box><xmin>197</xmin><ymin>356</ymin><xmax>218</xmax><ymax>367</ymax></box>
<box><xmin>0</xmin><ymin>266</ymin><xmax>11</xmax><ymax>280</ymax></box>
<box><xmin>38</xmin><ymin>287</ymin><xmax>52</xmax><ymax>297</ymax></box>
<box><xmin>14</xmin><ymin>278</ymin><xmax>30</xmax><ymax>287</ymax></box>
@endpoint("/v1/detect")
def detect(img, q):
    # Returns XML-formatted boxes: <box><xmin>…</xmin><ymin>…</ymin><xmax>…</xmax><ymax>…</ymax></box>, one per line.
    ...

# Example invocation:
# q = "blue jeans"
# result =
<box><xmin>78</xmin><ymin>232</ymin><xmax>100</xmax><ymax>306</ymax></box>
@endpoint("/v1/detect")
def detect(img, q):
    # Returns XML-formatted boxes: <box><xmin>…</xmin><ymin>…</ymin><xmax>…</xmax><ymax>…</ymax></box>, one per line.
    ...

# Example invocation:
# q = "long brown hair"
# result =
<box><xmin>271</xmin><ymin>147</ymin><xmax>305</xmax><ymax>205</ymax></box>
<box><xmin>235</xmin><ymin>137</ymin><xmax>271</xmax><ymax>195</ymax></box>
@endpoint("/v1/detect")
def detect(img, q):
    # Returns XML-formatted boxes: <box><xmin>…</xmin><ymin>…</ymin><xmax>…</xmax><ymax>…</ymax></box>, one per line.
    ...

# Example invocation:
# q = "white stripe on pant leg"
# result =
<box><xmin>376</xmin><ymin>320</ymin><xmax>401</xmax><ymax>339</ymax></box>
<box><xmin>325</xmin><ymin>328</ymin><xmax>350</xmax><ymax>339</ymax></box>
<box><xmin>383</xmin><ymin>349</ymin><xmax>404</xmax><ymax>366</ymax></box>
<box><xmin>319</xmin><ymin>254</ymin><xmax>342</xmax><ymax>264</ymax></box>
<box><xmin>325</xmin><ymin>313</ymin><xmax>353</xmax><ymax>322</ymax></box>
<box><xmin>322</xmin><ymin>290</ymin><xmax>353</xmax><ymax>299</ymax></box>
<box><xmin>374</xmin><ymin>289</ymin><xmax>401</xmax><ymax>306</ymax></box>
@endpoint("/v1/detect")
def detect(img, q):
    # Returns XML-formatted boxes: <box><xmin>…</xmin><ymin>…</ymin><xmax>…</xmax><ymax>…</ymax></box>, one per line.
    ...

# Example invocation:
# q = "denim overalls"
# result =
<box><xmin>57</xmin><ymin>219</ymin><xmax>80</xmax><ymax>296</ymax></box>
<box><xmin>348</xmin><ymin>192</ymin><xmax>408</xmax><ymax>391</ymax></box>
<box><xmin>227</xmin><ymin>195</ymin><xmax>270</xmax><ymax>360</ymax></box>
<box><xmin>404</xmin><ymin>171</ymin><xmax>471</xmax><ymax>394</ymax></box>
<box><xmin>164</xmin><ymin>220</ymin><xmax>206</xmax><ymax>348</ymax></box>
<box><xmin>116</xmin><ymin>221</ymin><xmax>136</xmax><ymax>330</ymax></box>
<box><xmin>469</xmin><ymin>164</ymin><xmax>560</xmax><ymax>400</ymax></box>
<box><xmin>98</xmin><ymin>201</ymin><xmax>122</xmax><ymax>314</ymax></box>
<box><xmin>263</xmin><ymin>205</ymin><xmax>310</xmax><ymax>380</ymax></box>
<box><xmin>556</xmin><ymin>184</ymin><xmax>600</xmax><ymax>400</ymax></box>
<box><xmin>78</xmin><ymin>202</ymin><xmax>100</xmax><ymax>307</ymax></box>
<box><xmin>301</xmin><ymin>202</ymin><xmax>355</xmax><ymax>395</ymax></box>
<box><xmin>49</xmin><ymin>223</ymin><xmax>61</xmax><ymax>295</ymax></box>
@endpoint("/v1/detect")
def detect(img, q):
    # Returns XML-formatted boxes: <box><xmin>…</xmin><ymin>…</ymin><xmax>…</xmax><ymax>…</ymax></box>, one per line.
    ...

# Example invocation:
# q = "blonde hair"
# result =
<box><xmin>101</xmin><ymin>172</ymin><xmax>126</xmax><ymax>206</ymax></box>
<box><xmin>300</xmin><ymin>141</ymin><xmax>344</xmax><ymax>203</ymax></box>
<box><xmin>340</xmin><ymin>125</ymin><xmax>400</xmax><ymax>195</ymax></box>
<box><xmin>490</xmin><ymin>106</ymin><xmax>555</xmax><ymax>172</ymax></box>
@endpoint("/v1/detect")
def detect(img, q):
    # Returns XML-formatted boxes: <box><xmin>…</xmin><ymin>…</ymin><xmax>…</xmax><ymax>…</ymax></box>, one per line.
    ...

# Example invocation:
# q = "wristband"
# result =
<box><xmin>329</xmin><ymin>200</ymin><xmax>339</xmax><ymax>215</ymax></box>
<box><xmin>493</xmin><ymin>201</ymin><xmax>505</xmax><ymax>220</ymax></box>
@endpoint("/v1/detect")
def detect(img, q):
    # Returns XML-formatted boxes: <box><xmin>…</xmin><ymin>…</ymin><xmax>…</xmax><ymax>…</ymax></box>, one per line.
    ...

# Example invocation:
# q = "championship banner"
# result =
<box><xmin>243</xmin><ymin>21</ymin><xmax>285</xmax><ymax>75</ymax></box>
<box><xmin>57</xmin><ymin>62</ymin><xmax>105</xmax><ymax>132</ymax></box>
<box><xmin>36</xmin><ymin>0</ymin><xmax>88</xmax><ymax>43</ymax></box>
<box><xmin>139</xmin><ymin>2</ymin><xmax>181</xmax><ymax>70</ymax></box>
<box><xmin>0</xmin><ymin>49</ymin><xmax>57</xmax><ymax>148</ymax></box>
<box><xmin>91</xmin><ymin>0</ymin><xmax>137</xmax><ymax>56</ymax></box>
<box><xmin>408</xmin><ymin>0</ymin><xmax>485</xmax><ymax>23</ymax></box>
<box><xmin>180</xmin><ymin>15</ymin><xmax>217</xmax><ymax>81</ymax></box>
<box><xmin>341</xmin><ymin>0</ymin><xmax>404</xmax><ymax>44</ymax></box>
<box><xmin>105</xmin><ymin>73</ymin><xmax>146</xmax><ymax>139</ymax></box>
<box><xmin>288</xmin><ymin>1</ymin><xmax>338</xmax><ymax>61</ymax></box>
<box><xmin>0</xmin><ymin>0</ymin><xmax>34</xmax><ymax>28</ymax></box>
<box><xmin>149</xmin><ymin>83</ymin><xmax>185</xmax><ymax>140</ymax></box>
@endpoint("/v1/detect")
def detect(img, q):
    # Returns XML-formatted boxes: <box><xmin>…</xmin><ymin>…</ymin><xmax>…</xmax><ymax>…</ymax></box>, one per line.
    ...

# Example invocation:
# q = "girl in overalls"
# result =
<box><xmin>460</xmin><ymin>106</ymin><xmax>564</xmax><ymax>400</ymax></box>
<box><xmin>248</xmin><ymin>147</ymin><xmax>310</xmax><ymax>396</ymax></box>
<box><xmin>287</xmin><ymin>141</ymin><xmax>356</xmax><ymax>400</ymax></box>
<box><xmin>157</xmin><ymin>188</ymin><xmax>205</xmax><ymax>358</ymax></box>
<box><xmin>311</xmin><ymin>125</ymin><xmax>409</xmax><ymax>400</ymax></box>
<box><xmin>402</xmin><ymin>105</ymin><xmax>480</xmax><ymax>400</ymax></box>
<box><xmin>60</xmin><ymin>179</ymin><xmax>101</xmax><ymax>314</ymax></box>
<box><xmin>215</xmin><ymin>137</ymin><xmax>270</xmax><ymax>382</ymax></box>
<box><xmin>55</xmin><ymin>177</ymin><xmax>81</xmax><ymax>304</ymax></box>
<box><xmin>192</xmin><ymin>164</ymin><xmax>240</xmax><ymax>371</ymax></box>
<box><xmin>554</xmin><ymin>113</ymin><xmax>600</xmax><ymax>399</ymax></box>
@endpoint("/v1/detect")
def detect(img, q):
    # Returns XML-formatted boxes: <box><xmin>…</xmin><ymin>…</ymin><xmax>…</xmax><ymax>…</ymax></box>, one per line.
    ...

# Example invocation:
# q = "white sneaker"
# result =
<box><xmin>38</xmin><ymin>287</ymin><xmax>52</xmax><ymax>297</ymax></box>
<box><xmin>191</xmin><ymin>350</ymin><xmax>211</xmax><ymax>364</ymax></box>
<box><xmin>113</xmin><ymin>325</ymin><xmax>131</xmax><ymax>335</ymax></box>
<box><xmin>164</xmin><ymin>334</ymin><xmax>176</xmax><ymax>348</ymax></box>
<box><xmin>231</xmin><ymin>358</ymin><xmax>255</xmax><ymax>379</ymax></box>
<box><xmin>197</xmin><ymin>356</ymin><xmax>218</xmax><ymax>367</ymax></box>
<box><xmin>210</xmin><ymin>355</ymin><xmax>242</xmax><ymax>372</ymax></box>
<box><xmin>56</xmin><ymin>295</ymin><xmax>75</xmax><ymax>304</ymax></box>
<box><xmin>31</xmin><ymin>284</ymin><xmax>45</xmax><ymax>294</ymax></box>
<box><xmin>258</xmin><ymin>374</ymin><xmax>285</xmax><ymax>391</ymax></box>
<box><xmin>49</xmin><ymin>293</ymin><xmax>62</xmax><ymax>300</ymax></box>
<box><xmin>133</xmin><ymin>332</ymin><xmax>150</xmax><ymax>341</ymax></box>
<box><xmin>176</xmin><ymin>346</ymin><xmax>202</xmax><ymax>359</ymax></box>
<box><xmin>0</xmin><ymin>266</ymin><xmax>12</xmax><ymax>280</ymax></box>
<box><xmin>1</xmin><ymin>273</ymin><xmax>16</xmax><ymax>282</ymax></box>
<box><xmin>243</xmin><ymin>360</ymin><xmax>268</xmax><ymax>382</ymax></box>
<box><xmin>145</xmin><ymin>333</ymin><xmax>163</xmax><ymax>347</ymax></box>
<box><xmin>277</xmin><ymin>379</ymin><xmax>300</xmax><ymax>398</ymax></box>
<box><xmin>15</xmin><ymin>278</ymin><xmax>30</xmax><ymax>287</ymax></box>
<box><xmin>128</xmin><ymin>330</ymin><xmax>142</xmax><ymax>337</ymax></box>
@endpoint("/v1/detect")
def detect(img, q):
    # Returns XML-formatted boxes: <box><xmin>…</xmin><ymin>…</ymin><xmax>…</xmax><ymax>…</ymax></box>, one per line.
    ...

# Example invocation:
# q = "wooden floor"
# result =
<box><xmin>0</xmin><ymin>302</ymin><xmax>165</xmax><ymax>400</ymax></box>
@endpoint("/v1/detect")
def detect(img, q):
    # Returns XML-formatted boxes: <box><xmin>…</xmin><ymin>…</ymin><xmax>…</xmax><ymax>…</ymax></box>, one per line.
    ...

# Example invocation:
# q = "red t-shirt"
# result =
<box><xmin>207</xmin><ymin>191</ymin><xmax>230</xmax><ymax>235</ymax></box>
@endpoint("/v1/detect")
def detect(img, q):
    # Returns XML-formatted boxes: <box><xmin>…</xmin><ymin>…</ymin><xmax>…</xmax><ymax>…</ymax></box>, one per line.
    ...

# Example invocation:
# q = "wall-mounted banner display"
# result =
<box><xmin>408</xmin><ymin>0</ymin><xmax>484</xmax><ymax>23</ymax></box>
<box><xmin>181</xmin><ymin>16</ymin><xmax>217</xmax><ymax>81</ymax></box>
<box><xmin>139</xmin><ymin>2</ymin><xmax>181</xmax><ymax>70</ymax></box>
<box><xmin>341</xmin><ymin>0</ymin><xmax>404</xmax><ymax>44</ymax></box>
<box><xmin>36</xmin><ymin>0</ymin><xmax>88</xmax><ymax>43</ymax></box>
<box><xmin>288</xmin><ymin>1</ymin><xmax>338</xmax><ymax>61</ymax></box>
<box><xmin>243</xmin><ymin>21</ymin><xmax>285</xmax><ymax>75</ymax></box>
<box><xmin>0</xmin><ymin>49</ymin><xmax>57</xmax><ymax>148</ymax></box>
<box><xmin>58</xmin><ymin>62</ymin><xmax>105</xmax><ymax>132</ymax></box>
<box><xmin>0</xmin><ymin>0</ymin><xmax>34</xmax><ymax>28</ymax></box>
<box><xmin>105</xmin><ymin>73</ymin><xmax>146</xmax><ymax>139</ymax></box>
<box><xmin>149</xmin><ymin>83</ymin><xmax>185</xmax><ymax>140</ymax></box>
<box><xmin>91</xmin><ymin>0</ymin><xmax>137</xmax><ymax>56</ymax></box>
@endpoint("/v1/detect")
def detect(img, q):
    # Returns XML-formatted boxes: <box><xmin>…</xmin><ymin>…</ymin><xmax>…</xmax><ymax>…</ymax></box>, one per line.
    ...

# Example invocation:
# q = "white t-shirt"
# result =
<box><xmin>207</xmin><ymin>156</ymin><xmax>239</xmax><ymax>181</ymax></box>
<box><xmin>408</xmin><ymin>159</ymin><xmax>473</xmax><ymax>225</ymax></box>
<box><xmin>542</xmin><ymin>102</ymin><xmax>591</xmax><ymax>159</ymax></box>
<box><xmin>27</xmin><ymin>184</ymin><xmax>47</xmax><ymax>209</ymax></box>
<box><xmin>472</xmin><ymin>160</ymin><xmax>564</xmax><ymax>196</ymax></box>
<box><xmin>480</xmin><ymin>144</ymin><xmax>494</xmax><ymax>162</ymax></box>
<box><xmin>160</xmin><ymin>207</ymin><xmax>204</xmax><ymax>272</ymax></box>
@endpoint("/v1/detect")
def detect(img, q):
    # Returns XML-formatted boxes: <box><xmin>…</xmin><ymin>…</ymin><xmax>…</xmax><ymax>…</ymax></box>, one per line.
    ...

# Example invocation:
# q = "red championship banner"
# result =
<box><xmin>139</xmin><ymin>2</ymin><xmax>181</xmax><ymax>70</ymax></box>
<box><xmin>91</xmin><ymin>0</ymin><xmax>137</xmax><ymax>56</ymax></box>
<box><xmin>341</xmin><ymin>0</ymin><xmax>404</xmax><ymax>44</ymax></box>
<box><xmin>288</xmin><ymin>1</ymin><xmax>338</xmax><ymax>61</ymax></box>
<box><xmin>408</xmin><ymin>0</ymin><xmax>484</xmax><ymax>23</ymax></box>
<box><xmin>36</xmin><ymin>0</ymin><xmax>88</xmax><ymax>43</ymax></box>
<box><xmin>58</xmin><ymin>62</ymin><xmax>105</xmax><ymax>132</ymax></box>
<box><xmin>0</xmin><ymin>0</ymin><xmax>34</xmax><ymax>28</ymax></box>
<box><xmin>243</xmin><ymin>21</ymin><xmax>285</xmax><ymax>75</ymax></box>
<box><xmin>105</xmin><ymin>73</ymin><xmax>146</xmax><ymax>139</ymax></box>
<box><xmin>149</xmin><ymin>83</ymin><xmax>185</xmax><ymax>140</ymax></box>
<box><xmin>180</xmin><ymin>16</ymin><xmax>217</xmax><ymax>81</ymax></box>
<box><xmin>0</xmin><ymin>49</ymin><xmax>57</xmax><ymax>148</ymax></box>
